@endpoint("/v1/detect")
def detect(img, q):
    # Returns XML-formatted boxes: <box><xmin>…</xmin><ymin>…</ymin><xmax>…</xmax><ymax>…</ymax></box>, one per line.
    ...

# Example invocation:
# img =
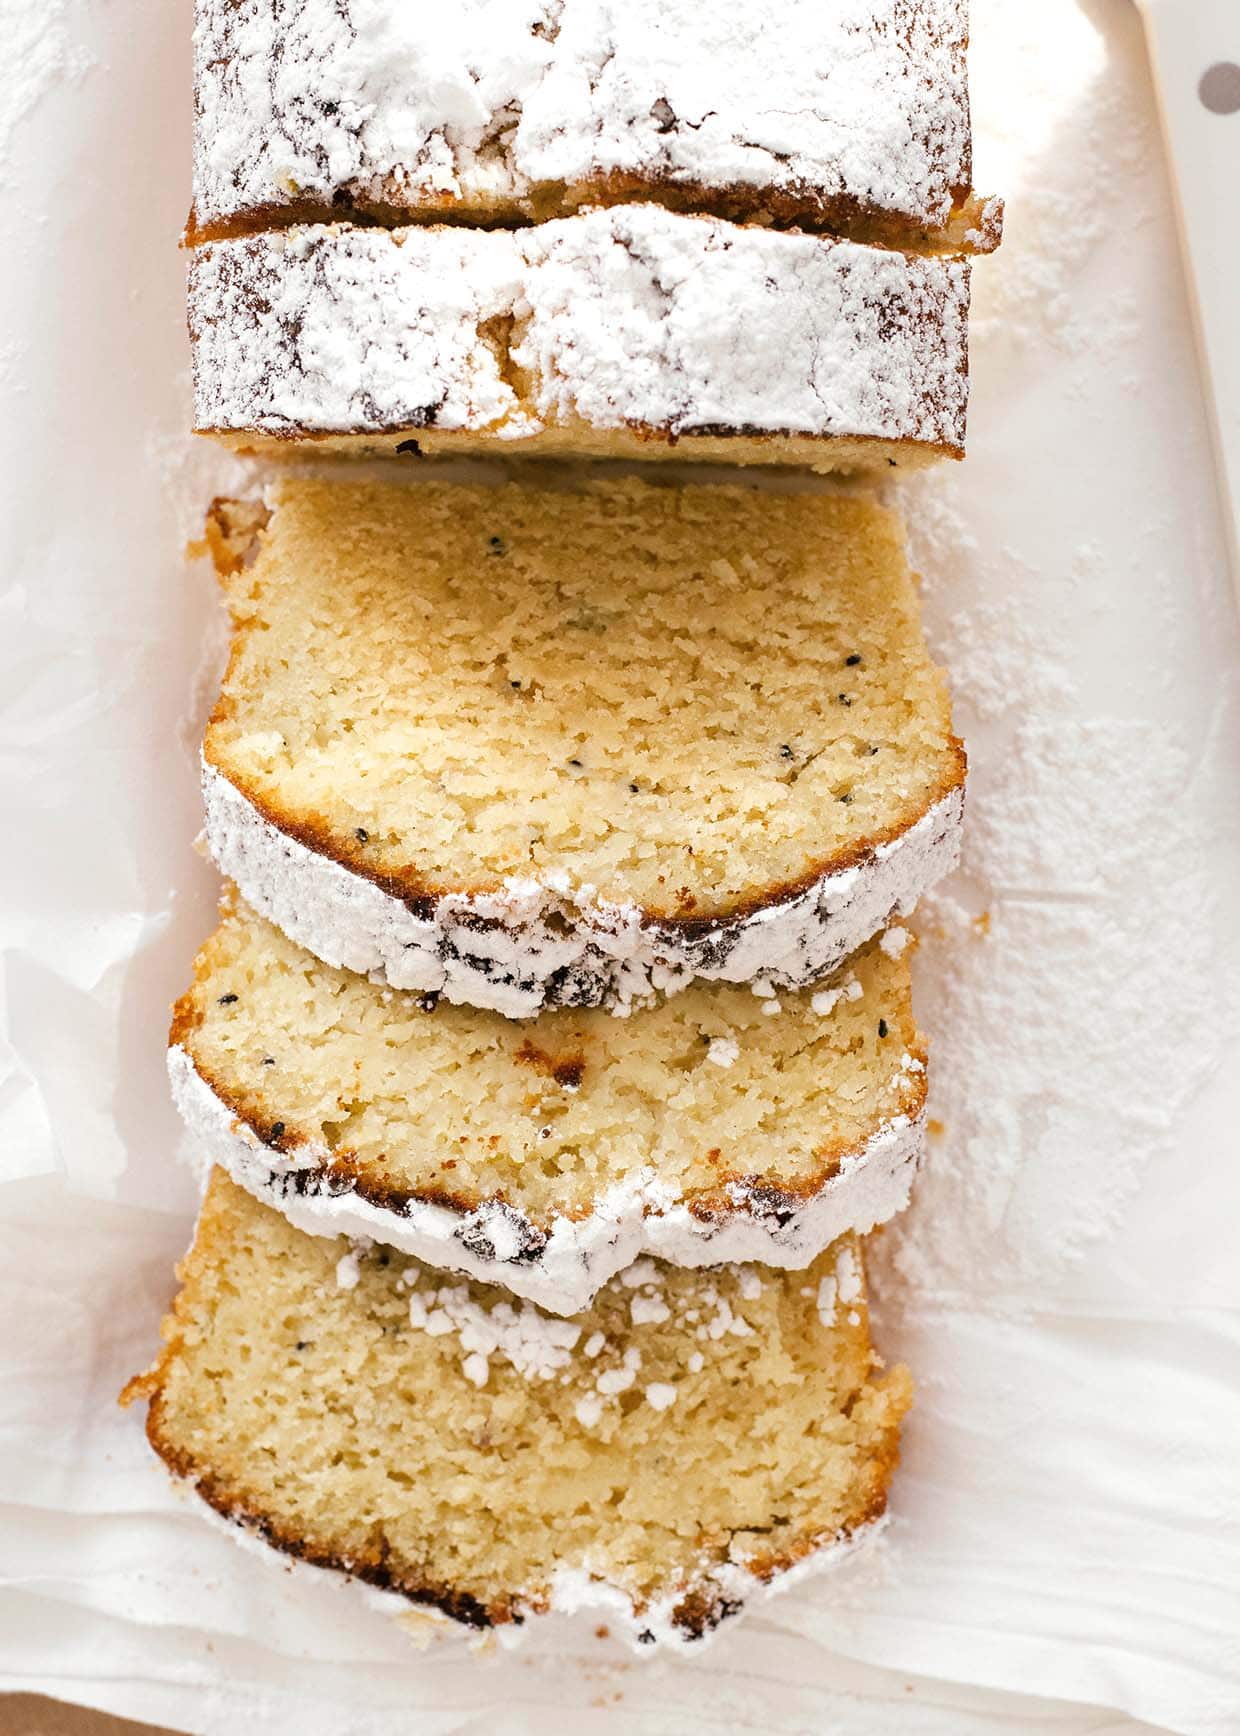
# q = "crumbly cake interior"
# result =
<box><xmin>203</xmin><ymin>478</ymin><xmax>962</xmax><ymax>921</ymax></box>
<box><xmin>128</xmin><ymin>1173</ymin><xmax>911</xmax><ymax>1629</ymax></box>
<box><xmin>176</xmin><ymin>896</ymin><xmax>924</xmax><ymax>1221</ymax></box>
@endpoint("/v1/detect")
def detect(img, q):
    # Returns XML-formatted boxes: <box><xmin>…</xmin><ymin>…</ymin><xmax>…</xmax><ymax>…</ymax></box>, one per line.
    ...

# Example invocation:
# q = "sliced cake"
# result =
<box><xmin>123</xmin><ymin>1171</ymin><xmax>911</xmax><ymax>1650</ymax></box>
<box><xmin>198</xmin><ymin>477</ymin><xmax>965</xmax><ymax>1015</ymax></box>
<box><xmin>191</xmin><ymin>0</ymin><xmax>1001</xmax><ymax>252</ymax></box>
<box><xmin>171</xmin><ymin>894</ymin><xmax>926</xmax><ymax>1314</ymax></box>
<box><xmin>190</xmin><ymin>211</ymin><xmax>971</xmax><ymax>470</ymax></box>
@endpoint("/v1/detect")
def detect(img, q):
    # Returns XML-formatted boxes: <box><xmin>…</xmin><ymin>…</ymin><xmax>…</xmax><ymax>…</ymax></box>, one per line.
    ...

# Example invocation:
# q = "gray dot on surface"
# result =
<box><xmin>1199</xmin><ymin>61</ymin><xmax>1240</xmax><ymax>115</ymax></box>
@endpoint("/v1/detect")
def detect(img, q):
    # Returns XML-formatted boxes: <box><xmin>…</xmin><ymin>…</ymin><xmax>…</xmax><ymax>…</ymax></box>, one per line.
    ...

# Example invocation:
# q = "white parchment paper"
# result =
<box><xmin>1</xmin><ymin>2</ymin><xmax>1238</xmax><ymax>1732</ymax></box>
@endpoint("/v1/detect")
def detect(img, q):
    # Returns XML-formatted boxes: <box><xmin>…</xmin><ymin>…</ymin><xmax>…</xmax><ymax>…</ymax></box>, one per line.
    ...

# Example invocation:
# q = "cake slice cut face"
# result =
<box><xmin>191</xmin><ymin>0</ymin><xmax>1001</xmax><ymax>253</ymax></box>
<box><xmin>124</xmin><ymin>1171</ymin><xmax>911</xmax><ymax>1650</ymax></box>
<box><xmin>171</xmin><ymin>896</ymin><xmax>927</xmax><ymax>1314</ymax></box>
<box><xmin>189</xmin><ymin>211</ymin><xmax>971</xmax><ymax>471</ymax></box>
<box><xmin>200</xmin><ymin>477</ymin><xmax>965</xmax><ymax>1015</ymax></box>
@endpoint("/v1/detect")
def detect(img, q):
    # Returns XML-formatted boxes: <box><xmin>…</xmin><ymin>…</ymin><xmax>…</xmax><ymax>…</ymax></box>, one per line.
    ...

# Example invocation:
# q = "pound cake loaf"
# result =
<box><xmin>191</xmin><ymin>0</ymin><xmax>1001</xmax><ymax>252</ymax></box>
<box><xmin>123</xmin><ymin>1171</ymin><xmax>911</xmax><ymax>1650</ymax></box>
<box><xmin>189</xmin><ymin>210</ymin><xmax>971</xmax><ymax>471</ymax></box>
<box><xmin>199</xmin><ymin>477</ymin><xmax>965</xmax><ymax>1015</ymax></box>
<box><xmin>171</xmin><ymin>894</ymin><xmax>926</xmax><ymax>1314</ymax></box>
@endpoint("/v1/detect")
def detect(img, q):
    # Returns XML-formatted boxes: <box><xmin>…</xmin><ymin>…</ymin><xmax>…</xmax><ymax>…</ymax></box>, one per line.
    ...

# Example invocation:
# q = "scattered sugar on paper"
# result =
<box><xmin>0</xmin><ymin>1</ymin><xmax>95</xmax><ymax>175</ymax></box>
<box><xmin>868</xmin><ymin>0</ymin><xmax>1231</xmax><ymax>1309</ymax></box>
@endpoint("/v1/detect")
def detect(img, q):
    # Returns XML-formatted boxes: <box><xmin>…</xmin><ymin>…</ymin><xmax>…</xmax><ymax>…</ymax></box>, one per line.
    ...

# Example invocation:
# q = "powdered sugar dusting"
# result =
<box><xmin>404</xmin><ymin>1271</ymin><xmax>582</xmax><ymax>1382</ymax></box>
<box><xmin>869</xmin><ymin>9</ymin><xmax>1236</xmax><ymax>1300</ymax></box>
<box><xmin>812</xmin><ymin>972</ymin><xmax>864</xmax><ymax>1017</ymax></box>
<box><xmin>879</xmin><ymin>924</ymin><xmax>911</xmax><ymax>958</ymax></box>
<box><xmin>193</xmin><ymin>0</ymin><xmax>555</xmax><ymax>223</ymax></box>
<box><xmin>193</xmin><ymin>0</ymin><xmax>982</xmax><ymax>239</ymax></box>
<box><xmin>391</xmin><ymin>1252</ymin><xmax>784</xmax><ymax>1424</ymax></box>
<box><xmin>191</xmin><ymin>211</ymin><xmax>970</xmax><ymax>454</ymax></box>
<box><xmin>0</xmin><ymin>2</ymin><xmax>94</xmax><ymax>176</ymax></box>
<box><xmin>814</xmin><ymin>1240</ymin><xmax>865</xmax><ymax>1326</ymax></box>
<box><xmin>334</xmin><ymin>1246</ymin><xmax>364</xmax><ymax>1290</ymax></box>
<box><xmin>190</xmin><ymin>226</ymin><xmax>525</xmax><ymax>438</ymax></box>
<box><xmin>513</xmin><ymin>205</ymin><xmax>970</xmax><ymax>449</ymax></box>
<box><xmin>882</xmin><ymin>713</ymin><xmax>1221</xmax><ymax>1297</ymax></box>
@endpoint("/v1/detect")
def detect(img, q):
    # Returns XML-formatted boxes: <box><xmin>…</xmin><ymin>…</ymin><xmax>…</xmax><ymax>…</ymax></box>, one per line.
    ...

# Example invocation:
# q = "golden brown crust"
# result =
<box><xmin>197</xmin><ymin>423</ymin><xmax>967</xmax><ymax>467</ymax></box>
<box><xmin>125</xmin><ymin>1205</ymin><xmax>513</xmax><ymax>1628</ymax></box>
<box><xmin>145</xmin><ymin>1417</ymin><xmax>513</xmax><ymax>1630</ymax></box>
<box><xmin>185</xmin><ymin>179</ymin><xmax>1001</xmax><ymax>258</ymax></box>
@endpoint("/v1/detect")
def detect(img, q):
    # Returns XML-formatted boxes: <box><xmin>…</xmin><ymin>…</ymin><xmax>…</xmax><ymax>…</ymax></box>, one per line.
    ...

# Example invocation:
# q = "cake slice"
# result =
<box><xmin>190</xmin><ymin>211</ymin><xmax>971</xmax><ymax>470</ymax></box>
<box><xmin>123</xmin><ymin>1171</ymin><xmax>911</xmax><ymax>1650</ymax></box>
<box><xmin>171</xmin><ymin>894</ymin><xmax>926</xmax><ymax>1314</ymax></box>
<box><xmin>198</xmin><ymin>477</ymin><xmax>964</xmax><ymax>1015</ymax></box>
<box><xmin>191</xmin><ymin>0</ymin><xmax>1001</xmax><ymax>253</ymax></box>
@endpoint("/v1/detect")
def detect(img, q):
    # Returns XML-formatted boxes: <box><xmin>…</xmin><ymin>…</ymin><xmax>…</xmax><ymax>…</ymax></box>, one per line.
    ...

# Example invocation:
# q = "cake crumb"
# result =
<box><xmin>619</xmin><ymin>1259</ymin><xmax>659</xmax><ymax>1288</ymax></box>
<box><xmin>596</xmin><ymin>1348</ymin><xmax>642</xmax><ymax>1395</ymax></box>
<box><xmin>575</xmin><ymin>1392</ymin><xmax>604</xmax><ymax>1428</ymax></box>
<box><xmin>461</xmin><ymin>1351</ymin><xmax>489</xmax><ymax>1388</ymax></box>
<box><xmin>835</xmin><ymin>1245</ymin><xmax>863</xmax><ymax>1304</ymax></box>
<box><xmin>335</xmin><ymin>1241</ymin><xmax>370</xmax><ymax>1290</ymax></box>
